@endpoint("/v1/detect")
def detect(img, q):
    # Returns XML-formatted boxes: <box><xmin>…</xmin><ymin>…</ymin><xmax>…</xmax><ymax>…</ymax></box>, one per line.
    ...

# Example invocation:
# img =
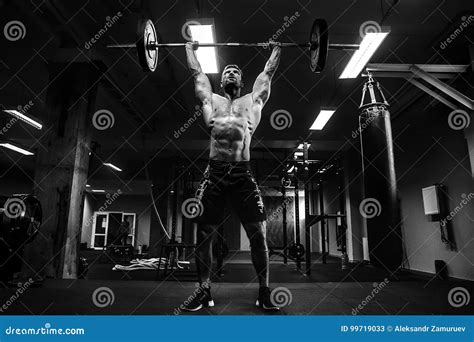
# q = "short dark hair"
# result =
<box><xmin>222</xmin><ymin>64</ymin><xmax>243</xmax><ymax>78</ymax></box>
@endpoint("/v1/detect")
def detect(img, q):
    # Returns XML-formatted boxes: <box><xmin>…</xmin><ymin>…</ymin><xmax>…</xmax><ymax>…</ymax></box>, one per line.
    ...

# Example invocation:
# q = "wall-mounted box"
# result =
<box><xmin>422</xmin><ymin>185</ymin><xmax>440</xmax><ymax>215</ymax></box>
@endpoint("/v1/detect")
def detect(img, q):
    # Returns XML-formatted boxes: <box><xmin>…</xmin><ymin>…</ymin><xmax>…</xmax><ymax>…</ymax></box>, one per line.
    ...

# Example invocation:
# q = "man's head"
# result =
<box><xmin>221</xmin><ymin>64</ymin><xmax>243</xmax><ymax>89</ymax></box>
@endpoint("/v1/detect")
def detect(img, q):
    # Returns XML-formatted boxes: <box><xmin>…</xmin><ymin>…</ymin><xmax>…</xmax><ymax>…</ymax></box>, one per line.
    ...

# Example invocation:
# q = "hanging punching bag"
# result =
<box><xmin>358</xmin><ymin>75</ymin><xmax>403</xmax><ymax>271</ymax></box>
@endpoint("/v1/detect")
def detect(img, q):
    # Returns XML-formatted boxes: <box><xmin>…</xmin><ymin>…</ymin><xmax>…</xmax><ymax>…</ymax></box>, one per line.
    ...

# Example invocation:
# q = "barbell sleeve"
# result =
<box><xmin>329</xmin><ymin>43</ymin><xmax>360</xmax><ymax>50</ymax></box>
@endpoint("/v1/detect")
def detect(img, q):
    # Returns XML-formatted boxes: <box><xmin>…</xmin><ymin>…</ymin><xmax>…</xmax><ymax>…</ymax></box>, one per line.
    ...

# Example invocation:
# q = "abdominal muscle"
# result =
<box><xmin>205</xmin><ymin>94</ymin><xmax>259</xmax><ymax>162</ymax></box>
<box><xmin>209</xmin><ymin>117</ymin><xmax>251</xmax><ymax>161</ymax></box>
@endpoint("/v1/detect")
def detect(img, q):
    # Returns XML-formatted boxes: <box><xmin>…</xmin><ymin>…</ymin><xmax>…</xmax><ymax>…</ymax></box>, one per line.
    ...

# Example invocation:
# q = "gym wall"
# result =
<box><xmin>393</xmin><ymin>99</ymin><xmax>474</xmax><ymax>281</ymax></box>
<box><xmin>80</xmin><ymin>194</ymin><xmax>152</xmax><ymax>249</ymax></box>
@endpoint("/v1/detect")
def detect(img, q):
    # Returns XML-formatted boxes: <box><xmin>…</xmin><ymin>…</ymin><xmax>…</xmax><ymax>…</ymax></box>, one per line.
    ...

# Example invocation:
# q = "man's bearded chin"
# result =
<box><xmin>222</xmin><ymin>78</ymin><xmax>241</xmax><ymax>89</ymax></box>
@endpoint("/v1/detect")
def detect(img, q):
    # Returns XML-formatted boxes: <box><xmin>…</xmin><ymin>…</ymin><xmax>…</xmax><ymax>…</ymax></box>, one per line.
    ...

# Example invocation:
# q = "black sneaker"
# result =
<box><xmin>255</xmin><ymin>287</ymin><xmax>280</xmax><ymax>311</ymax></box>
<box><xmin>182</xmin><ymin>287</ymin><xmax>214</xmax><ymax>312</ymax></box>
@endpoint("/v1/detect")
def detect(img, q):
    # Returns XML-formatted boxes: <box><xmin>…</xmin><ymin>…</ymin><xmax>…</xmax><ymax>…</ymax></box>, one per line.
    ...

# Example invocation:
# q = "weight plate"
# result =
<box><xmin>309</xmin><ymin>19</ymin><xmax>329</xmax><ymax>73</ymax></box>
<box><xmin>136</xmin><ymin>19</ymin><xmax>158</xmax><ymax>72</ymax></box>
<box><xmin>288</xmin><ymin>243</ymin><xmax>305</xmax><ymax>259</ymax></box>
<box><xmin>0</xmin><ymin>194</ymin><xmax>42</xmax><ymax>245</ymax></box>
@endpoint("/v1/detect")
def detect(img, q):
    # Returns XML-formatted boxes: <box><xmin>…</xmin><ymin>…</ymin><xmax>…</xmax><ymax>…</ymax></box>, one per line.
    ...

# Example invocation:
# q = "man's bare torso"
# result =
<box><xmin>202</xmin><ymin>93</ymin><xmax>262</xmax><ymax>162</ymax></box>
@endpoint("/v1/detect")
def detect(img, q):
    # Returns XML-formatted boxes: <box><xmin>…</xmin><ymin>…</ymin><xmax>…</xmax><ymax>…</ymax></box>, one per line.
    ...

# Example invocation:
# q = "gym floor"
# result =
<box><xmin>2</xmin><ymin>251</ymin><xmax>473</xmax><ymax>315</ymax></box>
<box><xmin>0</xmin><ymin>280</ymin><xmax>472</xmax><ymax>315</ymax></box>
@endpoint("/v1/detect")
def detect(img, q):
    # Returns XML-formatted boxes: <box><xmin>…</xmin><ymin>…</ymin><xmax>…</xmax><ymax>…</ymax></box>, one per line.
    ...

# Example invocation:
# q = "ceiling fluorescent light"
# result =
<box><xmin>339</xmin><ymin>31</ymin><xmax>389</xmax><ymax>79</ymax></box>
<box><xmin>297</xmin><ymin>143</ymin><xmax>311</xmax><ymax>150</ymax></box>
<box><xmin>294</xmin><ymin>151</ymin><xmax>303</xmax><ymax>157</ymax></box>
<box><xmin>310</xmin><ymin>109</ymin><xmax>336</xmax><ymax>130</ymax></box>
<box><xmin>0</xmin><ymin>142</ymin><xmax>34</xmax><ymax>155</ymax></box>
<box><xmin>189</xmin><ymin>24</ymin><xmax>219</xmax><ymax>73</ymax></box>
<box><xmin>91</xmin><ymin>189</ymin><xmax>105</xmax><ymax>193</ymax></box>
<box><xmin>104</xmin><ymin>163</ymin><xmax>123</xmax><ymax>172</ymax></box>
<box><xmin>3</xmin><ymin>110</ymin><xmax>43</xmax><ymax>130</ymax></box>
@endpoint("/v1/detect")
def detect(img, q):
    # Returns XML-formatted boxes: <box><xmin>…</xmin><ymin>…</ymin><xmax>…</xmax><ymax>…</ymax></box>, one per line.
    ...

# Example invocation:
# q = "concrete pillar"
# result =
<box><xmin>22</xmin><ymin>63</ymin><xmax>100</xmax><ymax>279</ymax></box>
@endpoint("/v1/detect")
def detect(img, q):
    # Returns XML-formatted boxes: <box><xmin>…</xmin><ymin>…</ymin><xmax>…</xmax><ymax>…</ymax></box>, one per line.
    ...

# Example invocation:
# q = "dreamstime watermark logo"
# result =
<box><xmin>270</xmin><ymin>287</ymin><xmax>292</xmax><ymax>308</ymax></box>
<box><xmin>97</xmin><ymin>189</ymin><xmax>122</xmax><ymax>211</ymax></box>
<box><xmin>1</xmin><ymin>100</ymin><xmax>35</xmax><ymax>136</ymax></box>
<box><xmin>447</xmin><ymin>109</ymin><xmax>470</xmax><ymax>130</ymax></box>
<box><xmin>4</xmin><ymin>21</ymin><xmax>26</xmax><ymax>41</ymax></box>
<box><xmin>0</xmin><ymin>117</ymin><xmax>18</xmax><ymax>136</ymax></box>
<box><xmin>359</xmin><ymin>198</ymin><xmax>381</xmax><ymax>219</ymax></box>
<box><xmin>92</xmin><ymin>287</ymin><xmax>115</xmax><ymax>308</ymax></box>
<box><xmin>84</xmin><ymin>12</ymin><xmax>123</xmax><ymax>49</ymax></box>
<box><xmin>267</xmin><ymin>196</ymin><xmax>292</xmax><ymax>223</ymax></box>
<box><xmin>447</xmin><ymin>287</ymin><xmax>470</xmax><ymax>308</ymax></box>
<box><xmin>4</xmin><ymin>323</ymin><xmax>85</xmax><ymax>336</ymax></box>
<box><xmin>174</xmin><ymin>281</ymin><xmax>211</xmax><ymax>315</ymax></box>
<box><xmin>181</xmin><ymin>20</ymin><xmax>201</xmax><ymax>41</ymax></box>
<box><xmin>174</xmin><ymin>105</ymin><xmax>202</xmax><ymax>138</ymax></box>
<box><xmin>440</xmin><ymin>193</ymin><xmax>474</xmax><ymax>227</ymax></box>
<box><xmin>359</xmin><ymin>20</ymin><xmax>381</xmax><ymax>38</ymax></box>
<box><xmin>3</xmin><ymin>198</ymin><xmax>26</xmax><ymax>219</ymax></box>
<box><xmin>17</xmin><ymin>100</ymin><xmax>35</xmax><ymax>114</ymax></box>
<box><xmin>181</xmin><ymin>198</ymin><xmax>203</xmax><ymax>219</ymax></box>
<box><xmin>92</xmin><ymin>109</ymin><xmax>115</xmax><ymax>130</ymax></box>
<box><xmin>440</xmin><ymin>15</ymin><xmax>474</xmax><ymax>49</ymax></box>
<box><xmin>352</xmin><ymin>278</ymin><xmax>390</xmax><ymax>315</ymax></box>
<box><xmin>262</xmin><ymin>12</ymin><xmax>300</xmax><ymax>49</ymax></box>
<box><xmin>352</xmin><ymin>114</ymin><xmax>377</xmax><ymax>139</ymax></box>
<box><xmin>270</xmin><ymin>109</ymin><xmax>292</xmax><ymax>130</ymax></box>
<box><xmin>0</xmin><ymin>278</ymin><xmax>34</xmax><ymax>313</ymax></box>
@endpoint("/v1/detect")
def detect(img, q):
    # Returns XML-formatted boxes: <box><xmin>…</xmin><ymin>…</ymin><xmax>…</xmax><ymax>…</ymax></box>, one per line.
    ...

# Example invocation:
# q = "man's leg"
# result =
<box><xmin>181</xmin><ymin>223</ymin><xmax>217</xmax><ymax>312</ymax></box>
<box><xmin>243</xmin><ymin>220</ymin><xmax>279</xmax><ymax>310</ymax></box>
<box><xmin>242</xmin><ymin>221</ymin><xmax>269</xmax><ymax>287</ymax></box>
<box><xmin>195</xmin><ymin>224</ymin><xmax>218</xmax><ymax>285</ymax></box>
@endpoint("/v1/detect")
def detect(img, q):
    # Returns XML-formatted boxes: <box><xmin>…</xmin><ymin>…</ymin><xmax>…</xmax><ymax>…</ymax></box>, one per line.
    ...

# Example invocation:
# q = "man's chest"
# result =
<box><xmin>210</xmin><ymin>94</ymin><xmax>260</xmax><ymax>124</ymax></box>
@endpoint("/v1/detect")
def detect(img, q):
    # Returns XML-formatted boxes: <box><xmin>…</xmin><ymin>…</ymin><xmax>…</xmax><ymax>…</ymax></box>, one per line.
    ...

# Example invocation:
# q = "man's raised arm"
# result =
<box><xmin>186</xmin><ymin>42</ymin><xmax>212</xmax><ymax>105</ymax></box>
<box><xmin>252</xmin><ymin>45</ymin><xmax>281</xmax><ymax>106</ymax></box>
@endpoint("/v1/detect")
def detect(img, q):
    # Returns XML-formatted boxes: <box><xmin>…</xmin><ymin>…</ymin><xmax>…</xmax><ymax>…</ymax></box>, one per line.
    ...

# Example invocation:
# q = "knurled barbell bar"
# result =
<box><xmin>107</xmin><ymin>19</ymin><xmax>360</xmax><ymax>73</ymax></box>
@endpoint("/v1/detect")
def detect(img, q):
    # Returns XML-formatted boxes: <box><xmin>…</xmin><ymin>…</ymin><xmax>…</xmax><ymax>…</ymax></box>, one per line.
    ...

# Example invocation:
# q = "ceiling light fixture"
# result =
<box><xmin>297</xmin><ymin>143</ymin><xmax>311</xmax><ymax>150</ymax></box>
<box><xmin>310</xmin><ymin>109</ymin><xmax>337</xmax><ymax>130</ymax></box>
<box><xmin>339</xmin><ymin>30</ymin><xmax>390</xmax><ymax>79</ymax></box>
<box><xmin>104</xmin><ymin>163</ymin><xmax>123</xmax><ymax>172</ymax></box>
<box><xmin>2</xmin><ymin>110</ymin><xmax>43</xmax><ymax>130</ymax></box>
<box><xmin>189</xmin><ymin>24</ymin><xmax>219</xmax><ymax>73</ymax></box>
<box><xmin>0</xmin><ymin>142</ymin><xmax>34</xmax><ymax>155</ymax></box>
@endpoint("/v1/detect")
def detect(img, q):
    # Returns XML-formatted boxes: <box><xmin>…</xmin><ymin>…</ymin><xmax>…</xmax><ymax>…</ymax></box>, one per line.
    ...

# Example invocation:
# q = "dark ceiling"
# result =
<box><xmin>0</xmin><ymin>0</ymin><xmax>473</xmax><ymax>182</ymax></box>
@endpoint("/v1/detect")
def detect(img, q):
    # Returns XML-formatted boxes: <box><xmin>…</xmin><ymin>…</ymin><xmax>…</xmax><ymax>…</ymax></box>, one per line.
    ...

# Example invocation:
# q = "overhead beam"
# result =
<box><xmin>409</xmin><ymin>65</ymin><xmax>474</xmax><ymax>110</ymax></box>
<box><xmin>362</xmin><ymin>71</ymin><xmax>458</xmax><ymax>79</ymax></box>
<box><xmin>366</xmin><ymin>63</ymin><xmax>468</xmax><ymax>73</ymax></box>
<box><xmin>405</xmin><ymin>78</ymin><xmax>460</xmax><ymax>111</ymax></box>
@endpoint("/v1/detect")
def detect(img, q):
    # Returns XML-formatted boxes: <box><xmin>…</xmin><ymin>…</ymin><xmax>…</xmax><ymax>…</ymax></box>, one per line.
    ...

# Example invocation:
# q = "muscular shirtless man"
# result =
<box><xmin>182</xmin><ymin>42</ymin><xmax>281</xmax><ymax>312</ymax></box>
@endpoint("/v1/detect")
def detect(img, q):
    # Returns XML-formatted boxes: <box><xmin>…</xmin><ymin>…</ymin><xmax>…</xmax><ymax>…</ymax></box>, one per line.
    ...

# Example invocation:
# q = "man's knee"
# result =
<box><xmin>196</xmin><ymin>224</ymin><xmax>216</xmax><ymax>248</ymax></box>
<box><xmin>245</xmin><ymin>221</ymin><xmax>268</xmax><ymax>251</ymax></box>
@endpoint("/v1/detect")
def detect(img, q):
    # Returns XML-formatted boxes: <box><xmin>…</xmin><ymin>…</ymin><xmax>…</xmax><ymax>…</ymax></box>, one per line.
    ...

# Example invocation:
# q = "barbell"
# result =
<box><xmin>107</xmin><ymin>18</ymin><xmax>360</xmax><ymax>73</ymax></box>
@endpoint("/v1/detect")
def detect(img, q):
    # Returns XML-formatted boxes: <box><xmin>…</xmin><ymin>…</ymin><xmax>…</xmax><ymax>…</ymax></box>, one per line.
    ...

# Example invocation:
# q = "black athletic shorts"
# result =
<box><xmin>191</xmin><ymin>160</ymin><xmax>266</xmax><ymax>224</ymax></box>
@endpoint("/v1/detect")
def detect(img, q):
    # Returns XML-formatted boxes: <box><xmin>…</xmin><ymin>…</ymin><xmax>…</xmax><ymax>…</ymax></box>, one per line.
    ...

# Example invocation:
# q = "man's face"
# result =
<box><xmin>221</xmin><ymin>67</ymin><xmax>243</xmax><ymax>88</ymax></box>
